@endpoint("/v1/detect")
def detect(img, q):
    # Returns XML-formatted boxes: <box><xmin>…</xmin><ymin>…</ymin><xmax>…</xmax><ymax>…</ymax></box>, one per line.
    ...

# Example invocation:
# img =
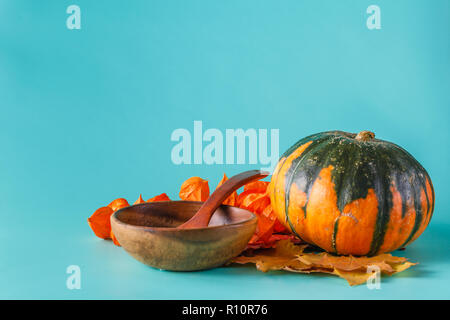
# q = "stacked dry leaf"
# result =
<box><xmin>231</xmin><ymin>240</ymin><xmax>416</xmax><ymax>286</ymax></box>
<box><xmin>87</xmin><ymin>173</ymin><xmax>416</xmax><ymax>286</ymax></box>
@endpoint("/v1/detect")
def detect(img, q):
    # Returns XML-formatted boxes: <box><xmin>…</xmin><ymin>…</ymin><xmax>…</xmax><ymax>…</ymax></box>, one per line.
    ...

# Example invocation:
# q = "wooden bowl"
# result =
<box><xmin>110</xmin><ymin>201</ymin><xmax>257</xmax><ymax>271</ymax></box>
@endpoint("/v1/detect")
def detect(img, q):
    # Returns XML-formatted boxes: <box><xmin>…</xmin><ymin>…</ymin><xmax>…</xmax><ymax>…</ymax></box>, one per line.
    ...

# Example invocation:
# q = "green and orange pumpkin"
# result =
<box><xmin>269</xmin><ymin>130</ymin><xmax>434</xmax><ymax>256</ymax></box>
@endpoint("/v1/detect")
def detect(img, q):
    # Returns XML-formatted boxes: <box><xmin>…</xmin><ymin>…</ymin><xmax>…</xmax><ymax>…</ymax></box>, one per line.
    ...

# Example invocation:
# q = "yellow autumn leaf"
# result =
<box><xmin>230</xmin><ymin>240</ymin><xmax>417</xmax><ymax>286</ymax></box>
<box><xmin>232</xmin><ymin>240</ymin><xmax>310</xmax><ymax>272</ymax></box>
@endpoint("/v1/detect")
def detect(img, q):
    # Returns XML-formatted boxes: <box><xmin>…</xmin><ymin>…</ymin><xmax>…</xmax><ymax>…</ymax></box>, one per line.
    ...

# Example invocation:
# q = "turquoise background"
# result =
<box><xmin>1</xmin><ymin>0</ymin><xmax>449</xmax><ymax>299</ymax></box>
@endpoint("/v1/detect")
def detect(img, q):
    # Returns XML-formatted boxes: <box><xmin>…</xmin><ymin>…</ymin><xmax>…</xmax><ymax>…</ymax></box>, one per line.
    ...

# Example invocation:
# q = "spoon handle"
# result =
<box><xmin>178</xmin><ymin>170</ymin><xmax>269</xmax><ymax>229</ymax></box>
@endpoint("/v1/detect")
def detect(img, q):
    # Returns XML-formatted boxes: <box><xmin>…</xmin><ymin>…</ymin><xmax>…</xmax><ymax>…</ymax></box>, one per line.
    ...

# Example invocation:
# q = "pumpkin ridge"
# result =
<box><xmin>374</xmin><ymin>145</ymin><xmax>416</xmax><ymax>254</ymax></box>
<box><xmin>389</xmin><ymin>142</ymin><xmax>434</xmax><ymax>221</ymax></box>
<box><xmin>378</xmin><ymin>182</ymin><xmax>414</xmax><ymax>253</ymax></box>
<box><xmin>426</xmin><ymin>176</ymin><xmax>435</xmax><ymax>224</ymax></box>
<box><xmin>381</xmin><ymin>144</ymin><xmax>428</xmax><ymax>251</ymax></box>
<box><xmin>418</xmin><ymin>172</ymin><xmax>433</xmax><ymax>229</ymax></box>
<box><xmin>275</xmin><ymin>140</ymin><xmax>314</xmax><ymax>237</ymax></box>
<box><xmin>396</xmin><ymin>145</ymin><xmax>431</xmax><ymax>248</ymax></box>
<box><xmin>284</xmin><ymin>135</ymin><xmax>333</xmax><ymax>217</ymax></box>
<box><xmin>367</xmin><ymin>147</ymin><xmax>392</xmax><ymax>256</ymax></box>
<box><xmin>389</xmin><ymin>150</ymin><xmax>412</xmax><ymax>219</ymax></box>
<box><xmin>421</xmin><ymin>177</ymin><xmax>431</xmax><ymax>226</ymax></box>
<box><xmin>331</xmin><ymin>216</ymin><xmax>340</xmax><ymax>253</ymax></box>
<box><xmin>404</xmin><ymin>181</ymin><xmax>424</xmax><ymax>246</ymax></box>
<box><xmin>334</xmin><ymin>141</ymin><xmax>365</xmax><ymax>212</ymax></box>
<box><xmin>400</xmin><ymin>173</ymin><xmax>427</xmax><ymax>247</ymax></box>
<box><xmin>284</xmin><ymin>135</ymin><xmax>350</xmax><ymax>251</ymax></box>
<box><xmin>272</xmin><ymin>156</ymin><xmax>287</xmax><ymax>224</ymax></box>
<box><xmin>302</xmin><ymin>165</ymin><xmax>339</xmax><ymax>252</ymax></box>
<box><xmin>283</xmin><ymin>140</ymin><xmax>323</xmax><ymax>239</ymax></box>
<box><xmin>289</xmin><ymin>136</ymin><xmax>343</xmax><ymax>209</ymax></box>
<box><xmin>333</xmin><ymin>143</ymin><xmax>373</xmax><ymax>255</ymax></box>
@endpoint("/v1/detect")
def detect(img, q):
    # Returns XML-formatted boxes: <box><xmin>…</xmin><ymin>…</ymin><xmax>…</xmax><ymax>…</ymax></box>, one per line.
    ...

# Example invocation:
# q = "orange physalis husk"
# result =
<box><xmin>246</xmin><ymin>194</ymin><xmax>271</xmax><ymax>215</ymax></box>
<box><xmin>110</xmin><ymin>230</ymin><xmax>121</xmax><ymax>246</ymax></box>
<box><xmin>147</xmin><ymin>193</ymin><xmax>171</xmax><ymax>202</ymax></box>
<box><xmin>89</xmin><ymin>197</ymin><xmax>129</xmax><ymax>242</ymax></box>
<box><xmin>215</xmin><ymin>174</ymin><xmax>237</xmax><ymax>206</ymax></box>
<box><xmin>87</xmin><ymin>206</ymin><xmax>114</xmax><ymax>239</ymax></box>
<box><xmin>236</xmin><ymin>178</ymin><xmax>290</xmax><ymax>248</ymax></box>
<box><xmin>237</xmin><ymin>191</ymin><xmax>269</xmax><ymax>211</ymax></box>
<box><xmin>133</xmin><ymin>194</ymin><xmax>145</xmax><ymax>205</ymax></box>
<box><xmin>108</xmin><ymin>198</ymin><xmax>130</xmax><ymax>212</ymax></box>
<box><xmin>243</xmin><ymin>181</ymin><xmax>270</xmax><ymax>194</ymax></box>
<box><xmin>179</xmin><ymin>176</ymin><xmax>210</xmax><ymax>202</ymax></box>
<box><xmin>236</xmin><ymin>190</ymin><xmax>252</xmax><ymax>207</ymax></box>
<box><xmin>273</xmin><ymin>219</ymin><xmax>288</xmax><ymax>233</ymax></box>
<box><xmin>231</xmin><ymin>240</ymin><xmax>417</xmax><ymax>286</ymax></box>
<box><xmin>250</xmin><ymin>213</ymin><xmax>275</xmax><ymax>244</ymax></box>
<box><xmin>261</xmin><ymin>205</ymin><xmax>288</xmax><ymax>233</ymax></box>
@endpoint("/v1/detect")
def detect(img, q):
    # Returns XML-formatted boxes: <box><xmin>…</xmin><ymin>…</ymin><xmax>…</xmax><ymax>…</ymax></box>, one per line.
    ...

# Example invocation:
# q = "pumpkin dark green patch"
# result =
<box><xmin>270</xmin><ymin>130</ymin><xmax>434</xmax><ymax>256</ymax></box>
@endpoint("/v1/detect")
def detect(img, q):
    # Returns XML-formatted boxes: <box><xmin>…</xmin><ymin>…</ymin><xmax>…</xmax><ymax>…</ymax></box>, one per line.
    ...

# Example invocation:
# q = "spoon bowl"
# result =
<box><xmin>111</xmin><ymin>201</ymin><xmax>257</xmax><ymax>271</ymax></box>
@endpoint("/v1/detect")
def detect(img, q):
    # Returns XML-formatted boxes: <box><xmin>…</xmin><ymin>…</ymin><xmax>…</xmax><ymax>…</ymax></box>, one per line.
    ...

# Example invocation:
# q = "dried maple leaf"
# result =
<box><xmin>332</xmin><ymin>269</ymin><xmax>373</xmax><ymax>286</ymax></box>
<box><xmin>147</xmin><ymin>193</ymin><xmax>171</xmax><ymax>202</ymax></box>
<box><xmin>215</xmin><ymin>174</ymin><xmax>237</xmax><ymax>206</ymax></box>
<box><xmin>231</xmin><ymin>240</ymin><xmax>416</xmax><ymax>286</ymax></box>
<box><xmin>297</xmin><ymin>252</ymin><xmax>406</xmax><ymax>273</ymax></box>
<box><xmin>251</xmin><ymin>213</ymin><xmax>275</xmax><ymax>243</ymax></box>
<box><xmin>133</xmin><ymin>194</ymin><xmax>145</xmax><ymax>205</ymax></box>
<box><xmin>232</xmin><ymin>240</ymin><xmax>310</xmax><ymax>272</ymax></box>
<box><xmin>87</xmin><ymin>206</ymin><xmax>114</xmax><ymax>239</ymax></box>
<box><xmin>179</xmin><ymin>177</ymin><xmax>210</xmax><ymax>201</ymax></box>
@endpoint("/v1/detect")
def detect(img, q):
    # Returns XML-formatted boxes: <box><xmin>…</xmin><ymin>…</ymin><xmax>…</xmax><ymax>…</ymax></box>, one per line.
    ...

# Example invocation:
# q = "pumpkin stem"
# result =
<box><xmin>355</xmin><ymin>130</ymin><xmax>375</xmax><ymax>142</ymax></box>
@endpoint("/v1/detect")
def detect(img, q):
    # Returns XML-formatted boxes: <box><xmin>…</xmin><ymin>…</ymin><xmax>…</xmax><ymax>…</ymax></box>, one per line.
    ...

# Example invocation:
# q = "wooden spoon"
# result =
<box><xmin>177</xmin><ymin>170</ymin><xmax>269</xmax><ymax>229</ymax></box>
